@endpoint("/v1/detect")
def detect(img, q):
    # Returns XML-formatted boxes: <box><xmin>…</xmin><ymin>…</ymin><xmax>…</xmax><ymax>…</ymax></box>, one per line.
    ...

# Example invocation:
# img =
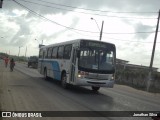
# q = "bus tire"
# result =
<box><xmin>44</xmin><ymin>68</ymin><xmax>48</xmax><ymax>80</ymax></box>
<box><xmin>92</xmin><ymin>86</ymin><xmax>100</xmax><ymax>91</ymax></box>
<box><xmin>61</xmin><ymin>73</ymin><xmax>68</xmax><ymax>89</ymax></box>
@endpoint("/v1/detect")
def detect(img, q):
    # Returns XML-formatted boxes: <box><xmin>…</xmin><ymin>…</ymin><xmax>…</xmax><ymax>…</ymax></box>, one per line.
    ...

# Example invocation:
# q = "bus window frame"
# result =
<box><xmin>47</xmin><ymin>47</ymin><xmax>53</xmax><ymax>59</ymax></box>
<box><xmin>39</xmin><ymin>49</ymin><xmax>43</xmax><ymax>58</ymax></box>
<box><xmin>57</xmin><ymin>45</ymin><xmax>64</xmax><ymax>59</ymax></box>
<box><xmin>63</xmin><ymin>44</ymin><xmax>72</xmax><ymax>60</ymax></box>
<box><xmin>52</xmin><ymin>46</ymin><xmax>58</xmax><ymax>59</ymax></box>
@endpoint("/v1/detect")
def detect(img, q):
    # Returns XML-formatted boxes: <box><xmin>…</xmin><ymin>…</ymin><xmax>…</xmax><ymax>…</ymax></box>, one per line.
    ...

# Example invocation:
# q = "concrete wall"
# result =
<box><xmin>115</xmin><ymin>70</ymin><xmax>160</xmax><ymax>93</ymax></box>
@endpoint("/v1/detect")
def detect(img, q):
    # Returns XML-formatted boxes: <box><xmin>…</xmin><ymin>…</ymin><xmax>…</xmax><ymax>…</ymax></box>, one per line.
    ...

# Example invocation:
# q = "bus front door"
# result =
<box><xmin>70</xmin><ymin>48</ymin><xmax>77</xmax><ymax>83</ymax></box>
<box><xmin>40</xmin><ymin>51</ymin><xmax>45</xmax><ymax>74</ymax></box>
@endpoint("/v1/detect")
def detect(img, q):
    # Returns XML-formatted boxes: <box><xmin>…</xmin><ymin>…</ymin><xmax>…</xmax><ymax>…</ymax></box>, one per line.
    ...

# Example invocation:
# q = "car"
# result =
<box><xmin>28</xmin><ymin>56</ymin><xmax>38</xmax><ymax>68</ymax></box>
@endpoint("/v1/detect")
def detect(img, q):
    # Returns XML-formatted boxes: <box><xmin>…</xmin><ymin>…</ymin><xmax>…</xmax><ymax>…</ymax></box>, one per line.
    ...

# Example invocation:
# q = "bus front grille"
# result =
<box><xmin>87</xmin><ymin>81</ymin><xmax>106</xmax><ymax>84</ymax></box>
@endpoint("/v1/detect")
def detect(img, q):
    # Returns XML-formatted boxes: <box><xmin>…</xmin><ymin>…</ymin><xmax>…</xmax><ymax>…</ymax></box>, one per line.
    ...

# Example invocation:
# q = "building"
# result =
<box><xmin>116</xmin><ymin>58</ymin><xmax>158</xmax><ymax>72</ymax></box>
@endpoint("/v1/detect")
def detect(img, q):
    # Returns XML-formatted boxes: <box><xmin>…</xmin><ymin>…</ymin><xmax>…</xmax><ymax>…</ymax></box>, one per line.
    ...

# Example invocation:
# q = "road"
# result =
<box><xmin>0</xmin><ymin>60</ymin><xmax>160</xmax><ymax>120</ymax></box>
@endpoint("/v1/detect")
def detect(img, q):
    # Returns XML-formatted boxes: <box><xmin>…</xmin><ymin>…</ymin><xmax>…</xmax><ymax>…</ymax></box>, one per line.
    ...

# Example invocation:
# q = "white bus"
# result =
<box><xmin>38</xmin><ymin>39</ymin><xmax>116</xmax><ymax>91</ymax></box>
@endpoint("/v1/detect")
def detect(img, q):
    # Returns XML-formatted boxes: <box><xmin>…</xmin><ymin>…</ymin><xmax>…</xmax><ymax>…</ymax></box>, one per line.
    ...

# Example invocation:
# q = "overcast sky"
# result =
<box><xmin>0</xmin><ymin>0</ymin><xmax>160</xmax><ymax>71</ymax></box>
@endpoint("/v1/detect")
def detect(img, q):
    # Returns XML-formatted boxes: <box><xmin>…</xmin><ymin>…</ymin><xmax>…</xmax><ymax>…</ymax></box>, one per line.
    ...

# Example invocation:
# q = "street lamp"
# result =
<box><xmin>25</xmin><ymin>46</ymin><xmax>27</xmax><ymax>58</ymax></box>
<box><xmin>35</xmin><ymin>39</ymin><xmax>44</xmax><ymax>48</ymax></box>
<box><xmin>35</xmin><ymin>39</ymin><xmax>43</xmax><ymax>45</ymax></box>
<box><xmin>35</xmin><ymin>39</ymin><xmax>39</xmax><ymax>44</ymax></box>
<box><xmin>18</xmin><ymin>46</ymin><xmax>22</xmax><ymax>57</ymax></box>
<box><xmin>91</xmin><ymin>17</ymin><xmax>104</xmax><ymax>41</ymax></box>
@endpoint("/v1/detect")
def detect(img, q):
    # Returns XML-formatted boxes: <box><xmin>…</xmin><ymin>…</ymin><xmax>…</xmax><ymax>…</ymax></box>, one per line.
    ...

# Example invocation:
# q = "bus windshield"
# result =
<box><xmin>78</xmin><ymin>45</ymin><xmax>115</xmax><ymax>73</ymax></box>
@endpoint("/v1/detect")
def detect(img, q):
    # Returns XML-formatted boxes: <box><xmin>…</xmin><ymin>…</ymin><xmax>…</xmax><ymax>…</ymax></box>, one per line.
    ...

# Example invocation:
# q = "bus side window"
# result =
<box><xmin>44</xmin><ymin>49</ymin><xmax>47</xmax><ymax>59</ymax></box>
<box><xmin>63</xmin><ymin>44</ymin><xmax>72</xmax><ymax>59</ymax></box>
<box><xmin>57</xmin><ymin>46</ymin><xmax>64</xmax><ymax>59</ymax></box>
<box><xmin>39</xmin><ymin>49</ymin><xmax>43</xmax><ymax>58</ymax></box>
<box><xmin>52</xmin><ymin>47</ymin><xmax>58</xmax><ymax>59</ymax></box>
<box><xmin>46</xmin><ymin>48</ymin><xmax>49</xmax><ymax>59</ymax></box>
<box><xmin>47</xmin><ymin>47</ymin><xmax>52</xmax><ymax>59</ymax></box>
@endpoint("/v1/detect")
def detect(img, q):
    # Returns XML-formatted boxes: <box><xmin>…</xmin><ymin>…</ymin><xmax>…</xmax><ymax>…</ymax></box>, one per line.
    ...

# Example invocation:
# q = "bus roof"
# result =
<box><xmin>40</xmin><ymin>39</ymin><xmax>115</xmax><ymax>49</ymax></box>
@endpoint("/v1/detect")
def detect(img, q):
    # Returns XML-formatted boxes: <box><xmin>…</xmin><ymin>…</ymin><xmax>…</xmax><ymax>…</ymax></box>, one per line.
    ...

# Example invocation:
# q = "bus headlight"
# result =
<box><xmin>111</xmin><ymin>75</ymin><xmax>114</xmax><ymax>80</ymax></box>
<box><xmin>78</xmin><ymin>74</ymin><xmax>82</xmax><ymax>78</ymax></box>
<box><xmin>78</xmin><ymin>71</ymin><xmax>89</xmax><ymax>78</ymax></box>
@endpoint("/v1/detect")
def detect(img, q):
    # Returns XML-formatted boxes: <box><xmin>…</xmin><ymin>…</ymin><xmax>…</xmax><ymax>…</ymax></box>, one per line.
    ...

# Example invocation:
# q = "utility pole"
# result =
<box><xmin>25</xmin><ymin>46</ymin><xmax>27</xmax><ymax>58</ymax></box>
<box><xmin>18</xmin><ymin>46</ymin><xmax>22</xmax><ymax>57</ymax></box>
<box><xmin>91</xmin><ymin>18</ymin><xmax>104</xmax><ymax>41</ymax></box>
<box><xmin>18</xmin><ymin>47</ymin><xmax>20</xmax><ymax>57</ymax></box>
<box><xmin>147</xmin><ymin>9</ymin><xmax>160</xmax><ymax>91</ymax></box>
<box><xmin>99</xmin><ymin>21</ymin><xmax>104</xmax><ymax>41</ymax></box>
<box><xmin>0</xmin><ymin>0</ymin><xmax>3</xmax><ymax>8</ymax></box>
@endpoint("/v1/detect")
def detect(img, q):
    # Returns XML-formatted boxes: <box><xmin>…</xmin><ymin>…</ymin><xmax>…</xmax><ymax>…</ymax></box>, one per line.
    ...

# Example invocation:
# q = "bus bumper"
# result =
<box><xmin>75</xmin><ymin>78</ymin><xmax>114</xmax><ymax>88</ymax></box>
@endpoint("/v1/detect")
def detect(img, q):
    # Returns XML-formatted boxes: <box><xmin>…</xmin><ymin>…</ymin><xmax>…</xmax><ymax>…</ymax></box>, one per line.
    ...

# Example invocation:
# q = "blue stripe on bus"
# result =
<box><xmin>51</xmin><ymin>61</ymin><xmax>61</xmax><ymax>80</ymax></box>
<box><xmin>39</xmin><ymin>60</ymin><xmax>61</xmax><ymax>80</ymax></box>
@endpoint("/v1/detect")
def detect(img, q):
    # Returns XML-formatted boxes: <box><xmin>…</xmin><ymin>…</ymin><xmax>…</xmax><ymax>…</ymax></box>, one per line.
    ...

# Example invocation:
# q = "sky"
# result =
<box><xmin>0</xmin><ymin>0</ymin><xmax>160</xmax><ymax>71</ymax></box>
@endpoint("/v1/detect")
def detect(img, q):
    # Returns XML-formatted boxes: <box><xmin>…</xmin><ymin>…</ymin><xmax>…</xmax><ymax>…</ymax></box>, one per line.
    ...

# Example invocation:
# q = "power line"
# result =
<box><xmin>12</xmin><ymin>0</ymin><xmax>98</xmax><ymax>34</ymax></box>
<box><xmin>68</xmin><ymin>30</ymin><xmax>160</xmax><ymax>43</ymax></box>
<box><xmin>16</xmin><ymin>0</ymin><xmax>157</xmax><ymax>19</ymax></box>
<box><xmin>104</xmin><ymin>37</ymin><xmax>160</xmax><ymax>43</ymax></box>
<box><xmin>12</xmin><ymin>0</ymin><xmax>97</xmax><ymax>37</ymax></box>
<box><xmin>12</xmin><ymin>0</ymin><xmax>160</xmax><ymax>35</ymax></box>
<box><xmin>104</xmin><ymin>31</ymin><xmax>159</xmax><ymax>34</ymax></box>
<box><xmin>67</xmin><ymin>31</ymin><xmax>160</xmax><ymax>44</ymax></box>
<box><xmin>17</xmin><ymin>0</ymin><xmax>158</xmax><ymax>14</ymax></box>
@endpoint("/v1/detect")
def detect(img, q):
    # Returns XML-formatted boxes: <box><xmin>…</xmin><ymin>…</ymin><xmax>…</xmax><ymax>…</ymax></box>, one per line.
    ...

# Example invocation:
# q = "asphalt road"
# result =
<box><xmin>0</xmin><ymin>60</ymin><xmax>160</xmax><ymax>120</ymax></box>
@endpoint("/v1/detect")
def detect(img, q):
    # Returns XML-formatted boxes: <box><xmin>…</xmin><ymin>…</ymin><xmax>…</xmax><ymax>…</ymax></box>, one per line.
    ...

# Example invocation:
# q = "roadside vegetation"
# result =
<box><xmin>0</xmin><ymin>52</ymin><xmax>28</xmax><ymax>62</ymax></box>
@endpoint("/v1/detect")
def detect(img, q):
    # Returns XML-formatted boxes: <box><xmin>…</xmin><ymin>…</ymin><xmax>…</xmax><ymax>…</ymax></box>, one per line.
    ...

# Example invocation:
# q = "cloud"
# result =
<box><xmin>4</xmin><ymin>0</ymin><xmax>160</xmax><ymax>17</ymax></box>
<box><xmin>134</xmin><ymin>22</ymin><xmax>155</xmax><ymax>40</ymax></box>
<box><xmin>123</xmin><ymin>0</ymin><xmax>160</xmax><ymax>13</ymax></box>
<box><xmin>1</xmin><ymin>0</ymin><xmax>160</xmax><ymax>71</ymax></box>
<box><xmin>9</xmin><ymin>16</ymin><xmax>31</xmax><ymax>46</ymax></box>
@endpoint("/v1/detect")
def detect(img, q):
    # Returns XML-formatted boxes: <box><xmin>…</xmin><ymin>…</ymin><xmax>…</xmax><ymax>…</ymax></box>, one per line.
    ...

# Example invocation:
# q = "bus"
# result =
<box><xmin>38</xmin><ymin>39</ymin><xmax>116</xmax><ymax>91</ymax></box>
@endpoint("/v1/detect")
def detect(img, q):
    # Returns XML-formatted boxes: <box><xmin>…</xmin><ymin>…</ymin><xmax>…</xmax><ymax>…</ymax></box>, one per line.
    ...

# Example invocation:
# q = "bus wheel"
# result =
<box><xmin>44</xmin><ymin>69</ymin><xmax>48</xmax><ymax>80</ymax></box>
<box><xmin>91</xmin><ymin>86</ymin><xmax>100</xmax><ymax>91</ymax></box>
<box><xmin>61</xmin><ymin>73</ymin><xmax>68</xmax><ymax>89</ymax></box>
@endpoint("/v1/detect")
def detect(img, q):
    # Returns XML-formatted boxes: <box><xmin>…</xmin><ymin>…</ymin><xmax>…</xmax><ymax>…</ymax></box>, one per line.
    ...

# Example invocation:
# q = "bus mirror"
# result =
<box><xmin>76</xmin><ymin>50</ymin><xmax>80</xmax><ymax>58</ymax></box>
